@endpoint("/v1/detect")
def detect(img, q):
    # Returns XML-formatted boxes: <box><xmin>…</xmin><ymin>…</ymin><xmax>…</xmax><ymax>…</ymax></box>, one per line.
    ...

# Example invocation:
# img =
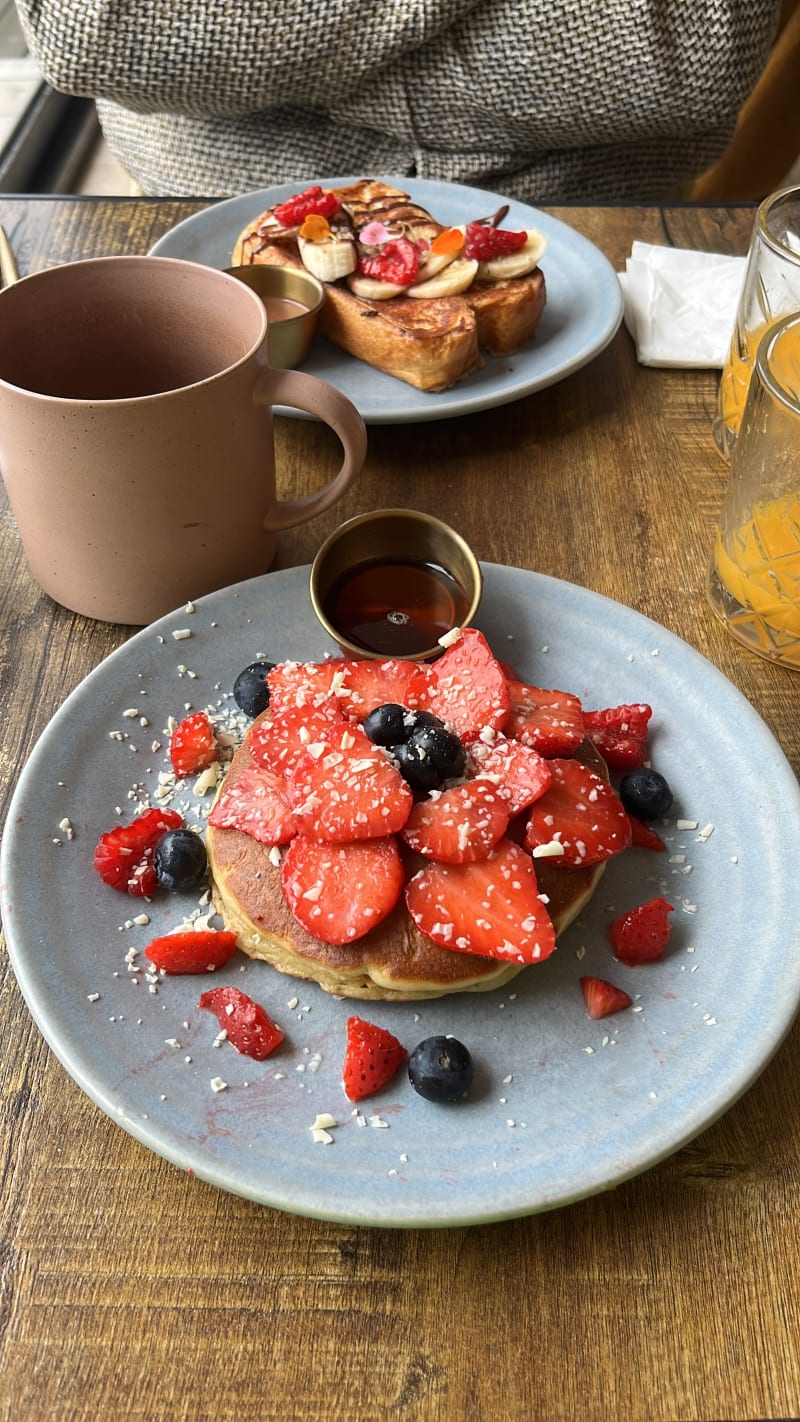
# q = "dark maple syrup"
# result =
<box><xmin>323</xmin><ymin>556</ymin><xmax>470</xmax><ymax>656</ymax></box>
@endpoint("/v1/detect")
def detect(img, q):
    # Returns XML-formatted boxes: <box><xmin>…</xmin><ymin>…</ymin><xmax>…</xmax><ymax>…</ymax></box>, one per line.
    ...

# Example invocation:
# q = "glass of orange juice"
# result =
<box><xmin>707</xmin><ymin>309</ymin><xmax>800</xmax><ymax>668</ymax></box>
<box><xmin>714</xmin><ymin>184</ymin><xmax>800</xmax><ymax>459</ymax></box>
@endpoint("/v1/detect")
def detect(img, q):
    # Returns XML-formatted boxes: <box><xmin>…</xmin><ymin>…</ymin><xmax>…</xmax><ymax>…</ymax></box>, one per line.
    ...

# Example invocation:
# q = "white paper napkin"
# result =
<box><xmin>618</xmin><ymin>241</ymin><xmax>746</xmax><ymax>368</ymax></box>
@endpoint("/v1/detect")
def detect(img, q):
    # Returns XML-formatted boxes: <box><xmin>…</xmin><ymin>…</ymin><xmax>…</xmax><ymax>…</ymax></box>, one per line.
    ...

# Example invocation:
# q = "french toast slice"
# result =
<box><xmin>232</xmin><ymin>179</ymin><xmax>546</xmax><ymax>390</ymax></box>
<box><xmin>231</xmin><ymin>236</ymin><xmax>482</xmax><ymax>392</ymax></box>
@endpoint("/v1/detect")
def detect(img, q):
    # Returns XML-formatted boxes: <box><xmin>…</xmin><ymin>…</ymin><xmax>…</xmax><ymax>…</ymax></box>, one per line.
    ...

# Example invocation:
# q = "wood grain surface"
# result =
<box><xmin>1</xmin><ymin>197</ymin><xmax>798</xmax><ymax>1422</ymax></box>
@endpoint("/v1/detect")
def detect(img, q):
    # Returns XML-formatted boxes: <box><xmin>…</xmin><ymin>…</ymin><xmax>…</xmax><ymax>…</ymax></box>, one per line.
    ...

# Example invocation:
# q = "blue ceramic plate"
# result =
<box><xmin>3</xmin><ymin>565</ymin><xmax>800</xmax><ymax>1227</ymax></box>
<box><xmin>149</xmin><ymin>177</ymin><xmax>623</xmax><ymax>424</ymax></box>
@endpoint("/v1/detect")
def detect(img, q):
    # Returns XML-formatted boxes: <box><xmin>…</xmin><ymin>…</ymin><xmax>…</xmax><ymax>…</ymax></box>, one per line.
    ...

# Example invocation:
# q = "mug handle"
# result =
<box><xmin>254</xmin><ymin>366</ymin><xmax>367</xmax><ymax>531</ymax></box>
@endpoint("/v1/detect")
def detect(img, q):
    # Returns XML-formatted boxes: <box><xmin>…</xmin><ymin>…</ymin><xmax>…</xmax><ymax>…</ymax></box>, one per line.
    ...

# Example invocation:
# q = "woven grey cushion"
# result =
<box><xmin>18</xmin><ymin>0</ymin><xmax>780</xmax><ymax>198</ymax></box>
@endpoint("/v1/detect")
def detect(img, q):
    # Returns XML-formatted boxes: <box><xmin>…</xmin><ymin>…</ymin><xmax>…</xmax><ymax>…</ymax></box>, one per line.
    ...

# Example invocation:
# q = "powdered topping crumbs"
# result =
<box><xmin>530</xmin><ymin>841</ymin><xmax>565</xmax><ymax>859</ymax></box>
<box><xmin>437</xmin><ymin>626</ymin><xmax>463</xmax><ymax>648</ymax></box>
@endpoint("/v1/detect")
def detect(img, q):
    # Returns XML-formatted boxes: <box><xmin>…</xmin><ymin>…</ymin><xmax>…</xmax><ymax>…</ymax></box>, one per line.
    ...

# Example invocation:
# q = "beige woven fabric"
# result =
<box><xmin>18</xmin><ymin>0</ymin><xmax>780</xmax><ymax>198</ymax></box>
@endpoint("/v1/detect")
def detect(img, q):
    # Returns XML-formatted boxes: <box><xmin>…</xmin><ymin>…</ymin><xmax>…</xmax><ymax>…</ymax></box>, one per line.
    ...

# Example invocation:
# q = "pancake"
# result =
<box><xmin>206</xmin><ymin>726</ymin><xmax>608</xmax><ymax>1002</ymax></box>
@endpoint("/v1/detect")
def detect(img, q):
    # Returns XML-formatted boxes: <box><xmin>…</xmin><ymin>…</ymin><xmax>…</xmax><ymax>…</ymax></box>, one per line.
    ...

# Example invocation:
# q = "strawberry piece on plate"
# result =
<box><xmin>524</xmin><ymin>758</ymin><xmax>632</xmax><ymax>866</ymax></box>
<box><xmin>401</xmin><ymin>779</ymin><xmax>509</xmax><ymax>863</ymax></box>
<box><xmin>170</xmin><ymin>711</ymin><xmax>218</xmax><ymax>778</ymax></box>
<box><xmin>609</xmin><ymin>897</ymin><xmax>674</xmax><ymax>965</ymax></box>
<box><xmin>342</xmin><ymin>1015</ymin><xmax>408</xmax><ymax>1101</ymax></box>
<box><xmin>627</xmin><ymin>814</ymin><xmax>667</xmax><ymax>851</ymax></box>
<box><xmin>208</xmin><ymin>765</ymin><xmax>297</xmax><ymax>845</ymax></box>
<box><xmin>266</xmin><ymin>658</ymin><xmax>352</xmax><ymax>718</ymax></box>
<box><xmin>582</xmin><ymin>703</ymin><xmax>652</xmax><ymax>769</ymax></box>
<box><xmin>338</xmin><ymin>658</ymin><xmax>427</xmax><ymax>721</ymax></box>
<box><xmin>145</xmin><ymin>928</ymin><xmax>238</xmax><ymax>974</ymax></box>
<box><xmin>467</xmin><ymin>734</ymin><xmax>552</xmax><ymax>816</ymax></box>
<box><xmin>280</xmin><ymin>835</ymin><xmax>404</xmax><ymax>944</ymax></box>
<box><xmin>580</xmin><ymin>976</ymin><xmax>634</xmax><ymax>1020</ymax></box>
<box><xmin>421</xmin><ymin>628</ymin><xmax>510</xmax><ymax>740</ymax></box>
<box><xmin>198</xmin><ymin>985</ymin><xmax>285</xmax><ymax>1060</ymax></box>
<box><xmin>286</xmin><ymin>720</ymin><xmax>412</xmax><ymax>843</ymax></box>
<box><xmin>405</xmin><ymin>837</ymin><xmax>556</xmax><ymax>964</ymax></box>
<box><xmin>505</xmin><ymin>683</ymin><xmax>584</xmax><ymax>757</ymax></box>
<box><xmin>93</xmin><ymin>806</ymin><xmax>183</xmax><ymax>897</ymax></box>
<box><xmin>247</xmin><ymin>702</ymin><xmax>345</xmax><ymax>779</ymax></box>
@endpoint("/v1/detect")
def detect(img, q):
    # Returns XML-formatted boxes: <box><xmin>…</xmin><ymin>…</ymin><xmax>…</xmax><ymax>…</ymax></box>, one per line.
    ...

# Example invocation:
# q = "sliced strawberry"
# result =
<box><xmin>466</xmin><ymin>734</ymin><xmax>552</xmax><ymax>815</ymax></box>
<box><xmin>342</xmin><ymin>1015</ymin><xmax>407</xmax><ymax>1101</ymax></box>
<box><xmin>627</xmin><ymin>814</ymin><xmax>667</xmax><ymax>851</ymax></box>
<box><xmin>582</xmin><ymin>703</ymin><xmax>652</xmax><ymax>770</ymax></box>
<box><xmin>266</xmin><ymin>658</ymin><xmax>352</xmax><ymax>718</ymax></box>
<box><xmin>421</xmin><ymin>628</ymin><xmax>510</xmax><ymax>740</ymax></box>
<box><xmin>198</xmin><ymin>986</ymin><xmax>285</xmax><ymax>1060</ymax></box>
<box><xmin>170</xmin><ymin>710</ymin><xmax>218</xmax><ymax>779</ymax></box>
<box><xmin>93</xmin><ymin>806</ymin><xmax>183</xmax><ymax>896</ymax></box>
<box><xmin>286</xmin><ymin>720</ymin><xmax>412</xmax><ymax>843</ymax></box>
<box><xmin>247</xmin><ymin>701</ymin><xmax>345</xmax><ymax>779</ymax></box>
<box><xmin>208</xmin><ymin>765</ymin><xmax>297</xmax><ymax>844</ymax></box>
<box><xmin>145</xmin><ymin>928</ymin><xmax>238</xmax><ymax>974</ymax></box>
<box><xmin>272</xmin><ymin>185</ymin><xmax>341</xmax><ymax>228</ymax></box>
<box><xmin>281</xmin><ymin>834</ymin><xmax>403</xmax><ymax>944</ymax></box>
<box><xmin>505</xmin><ymin>683</ymin><xmax>584</xmax><ymax>757</ymax></box>
<box><xmin>338</xmin><ymin>658</ymin><xmax>427</xmax><ymax>721</ymax></box>
<box><xmin>524</xmin><ymin>758</ymin><xmax>632</xmax><ymax>866</ymax></box>
<box><xmin>463</xmin><ymin>222</ymin><xmax>528</xmax><ymax>260</ymax></box>
<box><xmin>580</xmin><ymin>976</ymin><xmax>633</xmax><ymax>1020</ymax></box>
<box><xmin>405</xmin><ymin>837</ymin><xmax>556</xmax><ymax>965</ymax></box>
<box><xmin>401</xmin><ymin>779</ymin><xmax>509</xmax><ymax>863</ymax></box>
<box><xmin>609</xmin><ymin>897</ymin><xmax>673</xmax><ymax>965</ymax></box>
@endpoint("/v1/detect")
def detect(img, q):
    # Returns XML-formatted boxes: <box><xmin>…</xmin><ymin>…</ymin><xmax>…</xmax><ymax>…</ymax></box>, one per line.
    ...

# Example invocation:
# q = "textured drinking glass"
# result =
<box><xmin>714</xmin><ymin>184</ymin><xmax>800</xmax><ymax>459</ymax></box>
<box><xmin>707</xmin><ymin>310</ymin><xmax>800</xmax><ymax>667</ymax></box>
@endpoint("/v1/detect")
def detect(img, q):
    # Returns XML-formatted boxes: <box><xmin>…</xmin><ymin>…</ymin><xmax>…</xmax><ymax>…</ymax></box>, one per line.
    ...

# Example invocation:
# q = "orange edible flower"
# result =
<box><xmin>430</xmin><ymin>227</ymin><xmax>464</xmax><ymax>256</ymax></box>
<box><xmin>299</xmin><ymin>213</ymin><xmax>332</xmax><ymax>242</ymax></box>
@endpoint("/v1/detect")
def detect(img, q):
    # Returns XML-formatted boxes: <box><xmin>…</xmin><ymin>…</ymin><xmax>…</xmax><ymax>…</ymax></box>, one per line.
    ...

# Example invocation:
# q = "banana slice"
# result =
<box><xmin>347</xmin><ymin>272</ymin><xmax>410</xmax><ymax>300</ymax></box>
<box><xmin>406</xmin><ymin>257</ymin><xmax>479</xmax><ymax>299</ymax></box>
<box><xmin>476</xmin><ymin>229</ymin><xmax>547</xmax><ymax>283</ymax></box>
<box><xmin>298</xmin><ymin>234</ymin><xmax>357</xmax><ymax>282</ymax></box>
<box><xmin>413</xmin><ymin>247</ymin><xmax>461</xmax><ymax>283</ymax></box>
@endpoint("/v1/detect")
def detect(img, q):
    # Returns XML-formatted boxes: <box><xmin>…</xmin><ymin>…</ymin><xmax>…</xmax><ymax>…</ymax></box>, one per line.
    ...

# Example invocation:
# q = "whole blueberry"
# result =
<box><xmin>407</xmin><ymin>722</ymin><xmax>466</xmax><ymax>781</ymax></box>
<box><xmin>391</xmin><ymin>740</ymin><xmax>442</xmax><ymax>794</ymax></box>
<box><xmin>619</xmin><ymin>768</ymin><xmax>674</xmax><ymax>821</ymax></box>
<box><xmin>408</xmin><ymin>1035</ymin><xmax>474</xmax><ymax>1103</ymax></box>
<box><xmin>233</xmin><ymin>660</ymin><xmax>275</xmax><ymax>718</ymax></box>
<box><xmin>153</xmin><ymin>828</ymin><xmax>208</xmax><ymax>892</ymax></box>
<box><xmin>363</xmin><ymin>702</ymin><xmax>412</xmax><ymax>747</ymax></box>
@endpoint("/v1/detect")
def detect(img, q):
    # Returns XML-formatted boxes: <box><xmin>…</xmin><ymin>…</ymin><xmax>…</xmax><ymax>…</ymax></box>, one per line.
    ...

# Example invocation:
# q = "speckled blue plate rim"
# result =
<box><xmin>2</xmin><ymin>563</ymin><xmax>800</xmax><ymax>1228</ymax></box>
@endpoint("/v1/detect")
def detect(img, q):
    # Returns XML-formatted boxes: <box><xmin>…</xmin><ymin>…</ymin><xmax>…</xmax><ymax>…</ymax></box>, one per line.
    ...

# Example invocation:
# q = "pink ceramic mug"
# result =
<box><xmin>0</xmin><ymin>255</ymin><xmax>367</xmax><ymax>624</ymax></box>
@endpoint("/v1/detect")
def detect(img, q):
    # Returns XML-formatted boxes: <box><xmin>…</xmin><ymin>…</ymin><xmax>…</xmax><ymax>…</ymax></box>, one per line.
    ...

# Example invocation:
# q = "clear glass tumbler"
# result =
<box><xmin>714</xmin><ymin>184</ymin><xmax>800</xmax><ymax>460</ymax></box>
<box><xmin>707</xmin><ymin>309</ymin><xmax>800</xmax><ymax>668</ymax></box>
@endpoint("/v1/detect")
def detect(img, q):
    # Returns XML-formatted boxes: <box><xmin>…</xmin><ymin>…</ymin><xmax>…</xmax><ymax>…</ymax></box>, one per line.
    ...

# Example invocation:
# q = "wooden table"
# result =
<box><xmin>1</xmin><ymin>197</ymin><xmax>798</xmax><ymax>1422</ymax></box>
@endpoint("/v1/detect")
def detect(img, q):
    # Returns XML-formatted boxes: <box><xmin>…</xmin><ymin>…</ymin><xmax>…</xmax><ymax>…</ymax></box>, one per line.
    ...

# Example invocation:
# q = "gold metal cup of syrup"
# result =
<box><xmin>310</xmin><ymin>509</ymin><xmax>483</xmax><ymax>661</ymax></box>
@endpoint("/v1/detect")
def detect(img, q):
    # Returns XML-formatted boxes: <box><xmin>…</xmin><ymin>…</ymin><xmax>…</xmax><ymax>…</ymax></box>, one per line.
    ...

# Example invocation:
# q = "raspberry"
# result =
<box><xmin>272</xmin><ymin>185</ymin><xmax>341</xmax><ymax>227</ymax></box>
<box><xmin>463</xmin><ymin>222</ymin><xmax>528</xmax><ymax>260</ymax></box>
<box><xmin>357</xmin><ymin>237</ymin><xmax>419</xmax><ymax>286</ymax></box>
<box><xmin>93</xmin><ymin>807</ymin><xmax>183</xmax><ymax>896</ymax></box>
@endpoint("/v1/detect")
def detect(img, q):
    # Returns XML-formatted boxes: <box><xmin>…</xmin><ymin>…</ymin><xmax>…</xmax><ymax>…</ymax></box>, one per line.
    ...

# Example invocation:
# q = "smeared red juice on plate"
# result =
<box><xmin>322</xmin><ymin>557</ymin><xmax>469</xmax><ymax>656</ymax></box>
